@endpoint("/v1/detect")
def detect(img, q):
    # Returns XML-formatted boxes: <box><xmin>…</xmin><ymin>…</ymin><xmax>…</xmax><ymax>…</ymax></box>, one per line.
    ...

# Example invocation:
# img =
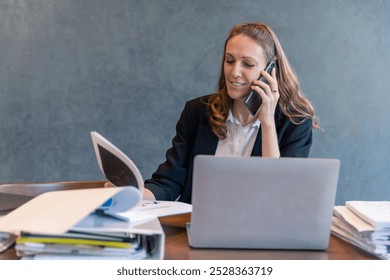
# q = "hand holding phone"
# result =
<box><xmin>244</xmin><ymin>60</ymin><xmax>277</xmax><ymax>115</ymax></box>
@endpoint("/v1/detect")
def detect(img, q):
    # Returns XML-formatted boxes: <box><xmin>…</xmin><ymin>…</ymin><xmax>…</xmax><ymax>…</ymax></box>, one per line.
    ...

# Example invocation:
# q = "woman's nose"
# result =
<box><xmin>231</xmin><ymin>63</ymin><xmax>242</xmax><ymax>78</ymax></box>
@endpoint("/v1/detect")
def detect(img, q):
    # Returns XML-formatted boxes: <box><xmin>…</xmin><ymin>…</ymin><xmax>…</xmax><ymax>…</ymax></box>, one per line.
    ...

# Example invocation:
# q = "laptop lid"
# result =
<box><xmin>188</xmin><ymin>156</ymin><xmax>340</xmax><ymax>250</ymax></box>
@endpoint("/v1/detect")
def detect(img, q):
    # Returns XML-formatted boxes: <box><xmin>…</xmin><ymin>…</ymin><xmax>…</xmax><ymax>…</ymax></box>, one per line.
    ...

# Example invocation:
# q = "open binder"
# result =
<box><xmin>0</xmin><ymin>131</ymin><xmax>192</xmax><ymax>259</ymax></box>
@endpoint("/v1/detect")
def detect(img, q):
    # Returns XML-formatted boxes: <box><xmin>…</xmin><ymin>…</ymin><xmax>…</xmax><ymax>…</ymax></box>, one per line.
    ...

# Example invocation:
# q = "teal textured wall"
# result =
<box><xmin>0</xmin><ymin>0</ymin><xmax>389</xmax><ymax>204</ymax></box>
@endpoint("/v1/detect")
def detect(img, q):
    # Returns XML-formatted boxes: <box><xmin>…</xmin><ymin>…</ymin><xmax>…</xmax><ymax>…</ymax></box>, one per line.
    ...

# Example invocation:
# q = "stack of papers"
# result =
<box><xmin>16</xmin><ymin>230</ymin><xmax>150</xmax><ymax>260</ymax></box>
<box><xmin>331</xmin><ymin>201</ymin><xmax>390</xmax><ymax>259</ymax></box>
<box><xmin>0</xmin><ymin>188</ymin><xmax>168</xmax><ymax>260</ymax></box>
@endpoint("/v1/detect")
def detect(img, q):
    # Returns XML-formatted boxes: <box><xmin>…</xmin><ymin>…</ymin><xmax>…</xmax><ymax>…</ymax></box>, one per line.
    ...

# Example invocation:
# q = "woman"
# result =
<box><xmin>143</xmin><ymin>22</ymin><xmax>319</xmax><ymax>203</ymax></box>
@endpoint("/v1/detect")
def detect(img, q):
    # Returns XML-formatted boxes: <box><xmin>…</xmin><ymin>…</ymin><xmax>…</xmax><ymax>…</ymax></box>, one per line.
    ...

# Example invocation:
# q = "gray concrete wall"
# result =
<box><xmin>1</xmin><ymin>0</ymin><xmax>389</xmax><ymax>204</ymax></box>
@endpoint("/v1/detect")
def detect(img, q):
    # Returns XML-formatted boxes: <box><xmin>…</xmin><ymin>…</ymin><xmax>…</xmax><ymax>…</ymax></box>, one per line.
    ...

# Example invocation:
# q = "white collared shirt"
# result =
<box><xmin>215</xmin><ymin>110</ymin><xmax>260</xmax><ymax>157</ymax></box>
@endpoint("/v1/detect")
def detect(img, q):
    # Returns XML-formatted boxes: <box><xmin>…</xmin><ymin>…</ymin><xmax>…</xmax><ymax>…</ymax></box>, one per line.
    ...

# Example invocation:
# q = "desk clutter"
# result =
<box><xmin>0</xmin><ymin>131</ymin><xmax>192</xmax><ymax>259</ymax></box>
<box><xmin>14</xmin><ymin>222</ymin><xmax>160</xmax><ymax>260</ymax></box>
<box><xmin>14</xmin><ymin>219</ymin><xmax>162</xmax><ymax>260</ymax></box>
<box><xmin>0</xmin><ymin>187</ymin><xmax>191</xmax><ymax>259</ymax></box>
<box><xmin>331</xmin><ymin>201</ymin><xmax>390</xmax><ymax>259</ymax></box>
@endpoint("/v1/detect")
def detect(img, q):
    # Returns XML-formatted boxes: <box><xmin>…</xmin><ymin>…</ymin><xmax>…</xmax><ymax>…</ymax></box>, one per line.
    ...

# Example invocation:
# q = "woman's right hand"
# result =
<box><xmin>104</xmin><ymin>182</ymin><xmax>115</xmax><ymax>188</ymax></box>
<box><xmin>251</xmin><ymin>67</ymin><xmax>279</xmax><ymax>126</ymax></box>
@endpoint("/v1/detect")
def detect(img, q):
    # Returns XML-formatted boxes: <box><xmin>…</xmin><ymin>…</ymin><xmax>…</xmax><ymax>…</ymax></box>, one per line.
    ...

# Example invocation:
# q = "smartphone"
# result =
<box><xmin>244</xmin><ymin>60</ymin><xmax>277</xmax><ymax>115</ymax></box>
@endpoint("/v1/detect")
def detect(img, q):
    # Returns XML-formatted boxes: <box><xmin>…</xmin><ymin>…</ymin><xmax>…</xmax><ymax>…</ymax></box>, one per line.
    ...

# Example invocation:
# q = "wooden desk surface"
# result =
<box><xmin>160</xmin><ymin>214</ymin><xmax>379</xmax><ymax>260</ymax></box>
<box><xmin>0</xmin><ymin>181</ymin><xmax>379</xmax><ymax>260</ymax></box>
<box><xmin>0</xmin><ymin>213</ymin><xmax>379</xmax><ymax>260</ymax></box>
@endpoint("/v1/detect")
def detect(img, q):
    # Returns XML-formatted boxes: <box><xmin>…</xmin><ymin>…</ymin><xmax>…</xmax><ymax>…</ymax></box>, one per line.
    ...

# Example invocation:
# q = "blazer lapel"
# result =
<box><xmin>193</xmin><ymin>125</ymin><xmax>218</xmax><ymax>155</ymax></box>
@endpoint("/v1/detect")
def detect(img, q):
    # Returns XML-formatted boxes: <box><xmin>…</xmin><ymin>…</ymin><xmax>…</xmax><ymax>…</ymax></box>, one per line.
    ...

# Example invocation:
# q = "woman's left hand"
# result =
<box><xmin>250</xmin><ymin>67</ymin><xmax>279</xmax><ymax>126</ymax></box>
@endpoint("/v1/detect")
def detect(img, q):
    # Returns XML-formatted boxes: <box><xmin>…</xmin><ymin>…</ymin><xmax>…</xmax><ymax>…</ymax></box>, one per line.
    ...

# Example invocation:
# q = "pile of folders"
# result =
<box><xmin>15</xmin><ymin>226</ymin><xmax>160</xmax><ymax>260</ymax></box>
<box><xmin>331</xmin><ymin>201</ymin><xmax>390</xmax><ymax>259</ymax></box>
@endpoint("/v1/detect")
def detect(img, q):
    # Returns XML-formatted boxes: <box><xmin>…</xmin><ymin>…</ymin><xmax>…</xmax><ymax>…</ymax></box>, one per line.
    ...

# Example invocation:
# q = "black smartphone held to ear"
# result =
<box><xmin>244</xmin><ymin>60</ymin><xmax>277</xmax><ymax>115</ymax></box>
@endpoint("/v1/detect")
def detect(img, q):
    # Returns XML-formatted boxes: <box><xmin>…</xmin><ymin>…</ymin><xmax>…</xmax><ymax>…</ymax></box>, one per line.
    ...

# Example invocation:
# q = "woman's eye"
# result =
<box><xmin>244</xmin><ymin>63</ymin><xmax>255</xmax><ymax>68</ymax></box>
<box><xmin>225</xmin><ymin>60</ymin><xmax>234</xmax><ymax>65</ymax></box>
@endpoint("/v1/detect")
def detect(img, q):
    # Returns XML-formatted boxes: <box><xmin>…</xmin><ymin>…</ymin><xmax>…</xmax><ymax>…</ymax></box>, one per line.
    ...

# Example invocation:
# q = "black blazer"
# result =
<box><xmin>145</xmin><ymin>95</ymin><xmax>313</xmax><ymax>203</ymax></box>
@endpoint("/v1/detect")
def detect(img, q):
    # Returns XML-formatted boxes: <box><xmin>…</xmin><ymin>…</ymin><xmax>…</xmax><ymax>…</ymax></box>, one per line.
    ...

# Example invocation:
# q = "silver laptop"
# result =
<box><xmin>187</xmin><ymin>155</ymin><xmax>340</xmax><ymax>250</ymax></box>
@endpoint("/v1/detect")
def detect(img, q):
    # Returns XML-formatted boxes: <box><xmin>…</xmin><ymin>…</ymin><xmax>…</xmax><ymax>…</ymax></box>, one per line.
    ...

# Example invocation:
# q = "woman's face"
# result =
<box><xmin>224</xmin><ymin>34</ymin><xmax>267</xmax><ymax>102</ymax></box>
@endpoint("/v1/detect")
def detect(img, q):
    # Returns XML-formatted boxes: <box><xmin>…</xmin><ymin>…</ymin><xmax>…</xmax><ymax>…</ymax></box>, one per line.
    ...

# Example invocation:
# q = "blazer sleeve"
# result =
<box><xmin>278</xmin><ymin>116</ymin><xmax>313</xmax><ymax>158</ymax></box>
<box><xmin>144</xmin><ymin>101</ymin><xmax>196</xmax><ymax>201</ymax></box>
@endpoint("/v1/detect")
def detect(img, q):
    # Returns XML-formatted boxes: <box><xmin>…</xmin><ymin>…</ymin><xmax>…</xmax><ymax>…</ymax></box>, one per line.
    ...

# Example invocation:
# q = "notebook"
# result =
<box><xmin>187</xmin><ymin>155</ymin><xmax>340</xmax><ymax>250</ymax></box>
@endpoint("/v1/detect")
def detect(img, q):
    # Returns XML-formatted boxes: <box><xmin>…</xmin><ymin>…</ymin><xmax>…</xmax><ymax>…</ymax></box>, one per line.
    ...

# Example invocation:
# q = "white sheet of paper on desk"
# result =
<box><xmin>119</xmin><ymin>200</ymin><xmax>192</xmax><ymax>224</ymax></box>
<box><xmin>72</xmin><ymin>214</ymin><xmax>164</xmax><ymax>236</ymax></box>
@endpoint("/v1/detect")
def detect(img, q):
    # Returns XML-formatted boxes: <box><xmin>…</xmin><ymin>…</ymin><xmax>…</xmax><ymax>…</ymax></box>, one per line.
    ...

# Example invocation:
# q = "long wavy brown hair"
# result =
<box><xmin>208</xmin><ymin>22</ymin><xmax>319</xmax><ymax>139</ymax></box>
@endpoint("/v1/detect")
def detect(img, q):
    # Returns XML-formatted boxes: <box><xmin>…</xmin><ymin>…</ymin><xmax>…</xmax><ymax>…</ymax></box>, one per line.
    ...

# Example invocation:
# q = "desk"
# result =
<box><xmin>1</xmin><ymin>213</ymin><xmax>378</xmax><ymax>260</ymax></box>
<box><xmin>0</xmin><ymin>181</ymin><xmax>379</xmax><ymax>261</ymax></box>
<box><xmin>161</xmin><ymin>214</ymin><xmax>379</xmax><ymax>260</ymax></box>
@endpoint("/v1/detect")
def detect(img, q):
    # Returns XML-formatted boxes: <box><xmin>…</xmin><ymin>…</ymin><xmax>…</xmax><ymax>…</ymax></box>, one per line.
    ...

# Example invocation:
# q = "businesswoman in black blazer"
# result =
<box><xmin>142</xmin><ymin>22</ymin><xmax>319</xmax><ymax>203</ymax></box>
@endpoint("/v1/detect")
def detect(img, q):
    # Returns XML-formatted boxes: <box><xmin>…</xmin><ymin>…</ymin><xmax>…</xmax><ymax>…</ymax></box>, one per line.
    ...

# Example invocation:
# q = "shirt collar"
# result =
<box><xmin>227</xmin><ymin>110</ymin><xmax>261</xmax><ymax>128</ymax></box>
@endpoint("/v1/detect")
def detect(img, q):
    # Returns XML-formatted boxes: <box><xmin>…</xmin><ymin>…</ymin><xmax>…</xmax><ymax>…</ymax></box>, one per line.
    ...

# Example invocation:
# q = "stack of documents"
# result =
<box><xmin>15</xmin><ymin>227</ymin><xmax>154</xmax><ymax>260</ymax></box>
<box><xmin>0</xmin><ymin>187</ymin><xmax>191</xmax><ymax>259</ymax></box>
<box><xmin>0</xmin><ymin>188</ymin><xmax>169</xmax><ymax>259</ymax></box>
<box><xmin>331</xmin><ymin>201</ymin><xmax>390</xmax><ymax>259</ymax></box>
